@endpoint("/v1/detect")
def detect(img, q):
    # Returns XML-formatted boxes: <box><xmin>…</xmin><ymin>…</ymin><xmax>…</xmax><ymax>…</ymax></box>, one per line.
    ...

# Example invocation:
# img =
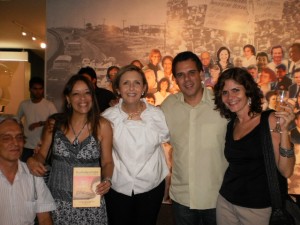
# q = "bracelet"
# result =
<box><xmin>102</xmin><ymin>177</ymin><xmax>112</xmax><ymax>185</ymax></box>
<box><xmin>279</xmin><ymin>146</ymin><xmax>295</xmax><ymax>158</ymax></box>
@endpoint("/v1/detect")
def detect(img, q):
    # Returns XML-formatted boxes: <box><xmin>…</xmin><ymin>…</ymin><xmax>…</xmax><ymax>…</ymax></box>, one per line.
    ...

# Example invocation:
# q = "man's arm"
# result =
<box><xmin>49</xmin><ymin>101</ymin><xmax>58</xmax><ymax>115</ymax></box>
<box><xmin>37</xmin><ymin>212</ymin><xmax>53</xmax><ymax>225</ymax></box>
<box><xmin>16</xmin><ymin>101</ymin><xmax>24</xmax><ymax>120</ymax></box>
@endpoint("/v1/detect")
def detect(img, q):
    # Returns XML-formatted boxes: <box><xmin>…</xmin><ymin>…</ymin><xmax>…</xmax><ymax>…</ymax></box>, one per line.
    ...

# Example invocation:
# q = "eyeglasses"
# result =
<box><xmin>0</xmin><ymin>134</ymin><xmax>25</xmax><ymax>143</ymax></box>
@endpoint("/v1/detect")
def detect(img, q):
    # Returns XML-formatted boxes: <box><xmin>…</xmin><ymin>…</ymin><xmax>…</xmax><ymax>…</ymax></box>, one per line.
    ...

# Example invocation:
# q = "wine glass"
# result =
<box><xmin>270</xmin><ymin>90</ymin><xmax>288</xmax><ymax>133</ymax></box>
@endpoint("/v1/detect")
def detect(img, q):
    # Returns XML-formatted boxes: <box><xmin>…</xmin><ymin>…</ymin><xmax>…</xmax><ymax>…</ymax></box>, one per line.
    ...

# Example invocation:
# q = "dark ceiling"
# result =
<box><xmin>0</xmin><ymin>0</ymin><xmax>46</xmax><ymax>58</ymax></box>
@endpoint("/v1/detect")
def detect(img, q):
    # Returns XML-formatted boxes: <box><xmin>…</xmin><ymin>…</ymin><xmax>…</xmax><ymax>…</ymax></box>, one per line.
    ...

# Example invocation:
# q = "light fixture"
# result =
<box><xmin>12</xmin><ymin>21</ymin><xmax>46</xmax><ymax>49</ymax></box>
<box><xmin>21</xmin><ymin>28</ymin><xmax>27</xmax><ymax>36</ymax></box>
<box><xmin>0</xmin><ymin>51</ymin><xmax>28</xmax><ymax>61</ymax></box>
<box><xmin>40</xmin><ymin>42</ymin><xmax>47</xmax><ymax>49</ymax></box>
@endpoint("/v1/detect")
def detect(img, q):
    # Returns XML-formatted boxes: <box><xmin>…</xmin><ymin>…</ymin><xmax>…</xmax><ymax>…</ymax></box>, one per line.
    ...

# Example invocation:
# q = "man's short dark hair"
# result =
<box><xmin>29</xmin><ymin>77</ymin><xmax>44</xmax><ymax>89</ymax></box>
<box><xmin>292</xmin><ymin>68</ymin><xmax>300</xmax><ymax>76</ymax></box>
<box><xmin>290</xmin><ymin>43</ymin><xmax>300</xmax><ymax>51</ymax></box>
<box><xmin>78</xmin><ymin>66</ymin><xmax>97</xmax><ymax>80</ymax></box>
<box><xmin>172</xmin><ymin>51</ymin><xmax>203</xmax><ymax>76</ymax></box>
<box><xmin>276</xmin><ymin>64</ymin><xmax>286</xmax><ymax>71</ymax></box>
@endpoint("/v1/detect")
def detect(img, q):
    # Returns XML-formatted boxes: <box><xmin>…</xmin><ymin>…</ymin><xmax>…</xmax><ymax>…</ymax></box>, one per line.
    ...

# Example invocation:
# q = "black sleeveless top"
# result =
<box><xmin>219</xmin><ymin>112</ymin><xmax>287</xmax><ymax>208</ymax></box>
<box><xmin>220</xmin><ymin>111</ymin><xmax>287</xmax><ymax>208</ymax></box>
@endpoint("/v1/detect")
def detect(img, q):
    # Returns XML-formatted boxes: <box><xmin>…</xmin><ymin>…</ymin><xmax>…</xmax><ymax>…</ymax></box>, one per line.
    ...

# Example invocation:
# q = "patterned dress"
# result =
<box><xmin>48</xmin><ymin>129</ymin><xmax>108</xmax><ymax>225</ymax></box>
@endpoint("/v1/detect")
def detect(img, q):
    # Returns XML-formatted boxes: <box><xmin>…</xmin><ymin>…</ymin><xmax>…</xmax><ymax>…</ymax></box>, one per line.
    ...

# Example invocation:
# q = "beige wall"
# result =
<box><xmin>0</xmin><ymin>61</ymin><xmax>30</xmax><ymax>114</ymax></box>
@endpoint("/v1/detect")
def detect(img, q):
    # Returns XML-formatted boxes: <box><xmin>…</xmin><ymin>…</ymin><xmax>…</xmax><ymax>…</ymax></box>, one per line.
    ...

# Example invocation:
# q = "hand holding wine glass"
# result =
<box><xmin>271</xmin><ymin>90</ymin><xmax>288</xmax><ymax>133</ymax></box>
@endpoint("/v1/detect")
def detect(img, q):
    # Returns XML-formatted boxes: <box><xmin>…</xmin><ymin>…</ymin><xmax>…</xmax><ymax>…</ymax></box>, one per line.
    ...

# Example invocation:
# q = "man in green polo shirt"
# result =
<box><xmin>161</xmin><ymin>51</ymin><xmax>228</xmax><ymax>225</ymax></box>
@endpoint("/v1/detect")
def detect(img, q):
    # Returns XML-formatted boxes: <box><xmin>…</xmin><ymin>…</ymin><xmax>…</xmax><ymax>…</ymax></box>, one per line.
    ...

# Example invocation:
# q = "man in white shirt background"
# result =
<box><xmin>199</xmin><ymin>51</ymin><xmax>213</xmax><ymax>81</ymax></box>
<box><xmin>267</xmin><ymin>45</ymin><xmax>288</xmax><ymax>73</ymax></box>
<box><xmin>17</xmin><ymin>77</ymin><xmax>57</xmax><ymax>162</ymax></box>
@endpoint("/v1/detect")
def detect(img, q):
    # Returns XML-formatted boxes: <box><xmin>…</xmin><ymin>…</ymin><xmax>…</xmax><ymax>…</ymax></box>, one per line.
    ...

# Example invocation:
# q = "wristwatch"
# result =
<box><xmin>102</xmin><ymin>177</ymin><xmax>112</xmax><ymax>185</ymax></box>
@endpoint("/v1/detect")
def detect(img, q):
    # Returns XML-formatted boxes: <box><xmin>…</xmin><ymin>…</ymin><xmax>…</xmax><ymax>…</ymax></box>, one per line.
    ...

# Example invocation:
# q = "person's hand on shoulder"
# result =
<box><xmin>27</xmin><ymin>156</ymin><xmax>48</xmax><ymax>177</ymax></box>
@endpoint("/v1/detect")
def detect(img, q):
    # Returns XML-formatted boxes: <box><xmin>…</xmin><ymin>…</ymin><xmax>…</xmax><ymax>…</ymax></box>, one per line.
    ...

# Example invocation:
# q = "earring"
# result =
<box><xmin>248</xmin><ymin>98</ymin><xmax>252</xmax><ymax>106</ymax></box>
<box><xmin>67</xmin><ymin>103</ymin><xmax>71</xmax><ymax>109</ymax></box>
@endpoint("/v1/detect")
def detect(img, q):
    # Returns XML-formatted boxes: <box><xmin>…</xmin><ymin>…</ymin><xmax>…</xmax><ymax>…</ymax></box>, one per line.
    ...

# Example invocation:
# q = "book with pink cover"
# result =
<box><xmin>73</xmin><ymin>167</ymin><xmax>101</xmax><ymax>208</ymax></box>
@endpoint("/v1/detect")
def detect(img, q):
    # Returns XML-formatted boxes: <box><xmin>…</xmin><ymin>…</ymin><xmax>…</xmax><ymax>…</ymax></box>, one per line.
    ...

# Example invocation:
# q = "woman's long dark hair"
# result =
<box><xmin>62</xmin><ymin>75</ymin><xmax>100</xmax><ymax>141</ymax></box>
<box><xmin>214</xmin><ymin>67</ymin><xmax>263</xmax><ymax>119</ymax></box>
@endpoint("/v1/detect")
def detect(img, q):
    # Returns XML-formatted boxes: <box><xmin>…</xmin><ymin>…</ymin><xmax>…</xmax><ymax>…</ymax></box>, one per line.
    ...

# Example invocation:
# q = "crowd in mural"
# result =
<box><xmin>165</xmin><ymin>0</ymin><xmax>300</xmax><ymax>61</ymax></box>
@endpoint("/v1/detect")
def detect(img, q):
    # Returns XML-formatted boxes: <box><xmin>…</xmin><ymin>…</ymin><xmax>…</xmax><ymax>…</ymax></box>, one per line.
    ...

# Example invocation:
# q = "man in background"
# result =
<box><xmin>0</xmin><ymin>115</ymin><xmax>56</xmax><ymax>225</ymax></box>
<box><xmin>271</xmin><ymin>64</ymin><xmax>292</xmax><ymax>91</ymax></box>
<box><xmin>17</xmin><ymin>77</ymin><xmax>57</xmax><ymax>162</ymax></box>
<box><xmin>78</xmin><ymin>66</ymin><xmax>117</xmax><ymax>112</ymax></box>
<box><xmin>267</xmin><ymin>45</ymin><xmax>288</xmax><ymax>73</ymax></box>
<box><xmin>105</xmin><ymin>66</ymin><xmax>120</xmax><ymax>92</ymax></box>
<box><xmin>247</xmin><ymin>64</ymin><xmax>259</xmax><ymax>82</ymax></box>
<box><xmin>256</xmin><ymin>52</ymin><xmax>269</xmax><ymax>73</ymax></box>
<box><xmin>200</xmin><ymin>51</ymin><xmax>213</xmax><ymax>81</ymax></box>
<box><xmin>289</xmin><ymin>68</ymin><xmax>300</xmax><ymax>98</ymax></box>
<box><xmin>288</xmin><ymin>43</ymin><xmax>300</xmax><ymax>78</ymax></box>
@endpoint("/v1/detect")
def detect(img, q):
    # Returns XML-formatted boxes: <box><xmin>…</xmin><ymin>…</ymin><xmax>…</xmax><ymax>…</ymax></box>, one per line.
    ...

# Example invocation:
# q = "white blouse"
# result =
<box><xmin>102</xmin><ymin>98</ymin><xmax>170</xmax><ymax>196</ymax></box>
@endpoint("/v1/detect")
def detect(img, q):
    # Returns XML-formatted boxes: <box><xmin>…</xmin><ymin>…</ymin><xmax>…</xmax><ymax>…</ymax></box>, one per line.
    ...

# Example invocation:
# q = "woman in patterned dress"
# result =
<box><xmin>27</xmin><ymin>75</ymin><xmax>113</xmax><ymax>225</ymax></box>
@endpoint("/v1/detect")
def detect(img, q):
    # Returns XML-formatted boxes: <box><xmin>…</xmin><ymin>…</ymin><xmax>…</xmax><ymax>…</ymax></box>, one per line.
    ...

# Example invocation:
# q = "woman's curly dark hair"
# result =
<box><xmin>214</xmin><ymin>67</ymin><xmax>263</xmax><ymax>119</ymax></box>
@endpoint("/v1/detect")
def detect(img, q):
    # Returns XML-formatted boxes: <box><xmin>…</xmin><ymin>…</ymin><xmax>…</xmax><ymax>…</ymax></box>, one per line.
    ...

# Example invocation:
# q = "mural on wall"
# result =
<box><xmin>46</xmin><ymin>0</ymin><xmax>300</xmax><ymax>110</ymax></box>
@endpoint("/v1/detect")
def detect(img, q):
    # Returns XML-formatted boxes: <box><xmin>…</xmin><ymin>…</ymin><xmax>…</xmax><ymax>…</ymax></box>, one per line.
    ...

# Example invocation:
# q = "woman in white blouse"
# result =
<box><xmin>102</xmin><ymin>65</ymin><xmax>170</xmax><ymax>225</ymax></box>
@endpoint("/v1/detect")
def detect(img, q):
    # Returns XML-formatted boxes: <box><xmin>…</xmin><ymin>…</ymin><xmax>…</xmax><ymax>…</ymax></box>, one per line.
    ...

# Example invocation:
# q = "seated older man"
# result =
<box><xmin>0</xmin><ymin>114</ymin><xmax>56</xmax><ymax>225</ymax></box>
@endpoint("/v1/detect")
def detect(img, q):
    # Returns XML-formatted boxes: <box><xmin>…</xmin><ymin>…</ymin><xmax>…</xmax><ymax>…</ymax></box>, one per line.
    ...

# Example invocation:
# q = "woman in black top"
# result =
<box><xmin>213</xmin><ymin>68</ymin><xmax>295</xmax><ymax>224</ymax></box>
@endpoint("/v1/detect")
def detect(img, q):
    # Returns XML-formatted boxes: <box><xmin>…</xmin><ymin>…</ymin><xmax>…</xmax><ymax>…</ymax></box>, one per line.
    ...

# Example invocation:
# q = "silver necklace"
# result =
<box><xmin>70</xmin><ymin>121</ymin><xmax>87</xmax><ymax>146</ymax></box>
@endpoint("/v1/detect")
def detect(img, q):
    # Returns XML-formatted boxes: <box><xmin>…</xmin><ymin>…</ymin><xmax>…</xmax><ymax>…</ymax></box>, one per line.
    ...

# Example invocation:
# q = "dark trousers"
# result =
<box><xmin>105</xmin><ymin>181</ymin><xmax>165</xmax><ymax>225</ymax></box>
<box><xmin>172</xmin><ymin>201</ymin><xmax>217</xmax><ymax>225</ymax></box>
<box><xmin>21</xmin><ymin>147</ymin><xmax>34</xmax><ymax>162</ymax></box>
